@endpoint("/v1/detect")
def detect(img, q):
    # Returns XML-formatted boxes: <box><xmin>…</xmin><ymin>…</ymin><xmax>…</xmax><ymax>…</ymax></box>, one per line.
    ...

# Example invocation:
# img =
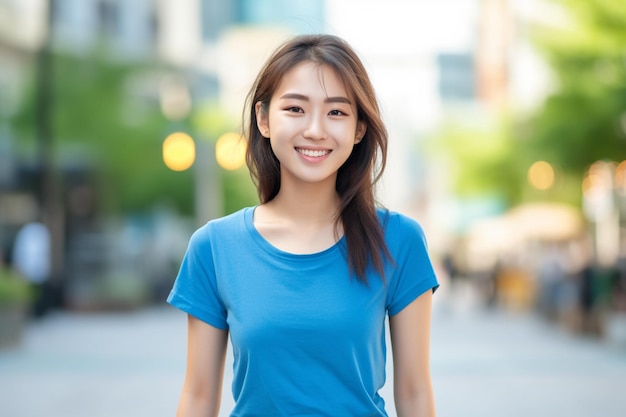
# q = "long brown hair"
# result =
<box><xmin>244</xmin><ymin>34</ymin><xmax>391</xmax><ymax>283</ymax></box>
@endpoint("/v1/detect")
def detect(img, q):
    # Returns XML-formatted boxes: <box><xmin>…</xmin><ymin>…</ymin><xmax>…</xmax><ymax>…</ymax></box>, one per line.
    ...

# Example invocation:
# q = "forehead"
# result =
<box><xmin>273</xmin><ymin>61</ymin><xmax>351</xmax><ymax>98</ymax></box>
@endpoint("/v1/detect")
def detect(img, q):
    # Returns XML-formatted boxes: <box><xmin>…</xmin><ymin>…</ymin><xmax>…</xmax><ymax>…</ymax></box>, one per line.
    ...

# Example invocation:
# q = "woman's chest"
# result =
<box><xmin>216</xmin><ymin>257</ymin><xmax>387</xmax><ymax>350</ymax></box>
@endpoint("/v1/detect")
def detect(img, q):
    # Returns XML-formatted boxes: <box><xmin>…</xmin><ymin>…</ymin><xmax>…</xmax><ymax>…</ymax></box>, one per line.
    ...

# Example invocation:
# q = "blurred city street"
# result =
<box><xmin>2</xmin><ymin>1</ymin><xmax>626</xmax><ymax>416</ymax></box>
<box><xmin>1</xmin><ymin>288</ymin><xmax>625</xmax><ymax>417</ymax></box>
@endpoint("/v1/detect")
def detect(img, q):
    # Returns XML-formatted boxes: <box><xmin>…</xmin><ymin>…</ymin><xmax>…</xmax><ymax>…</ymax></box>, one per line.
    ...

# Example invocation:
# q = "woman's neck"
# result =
<box><xmin>253</xmin><ymin>179</ymin><xmax>343</xmax><ymax>254</ymax></box>
<box><xmin>267</xmin><ymin>180</ymin><xmax>340</xmax><ymax>226</ymax></box>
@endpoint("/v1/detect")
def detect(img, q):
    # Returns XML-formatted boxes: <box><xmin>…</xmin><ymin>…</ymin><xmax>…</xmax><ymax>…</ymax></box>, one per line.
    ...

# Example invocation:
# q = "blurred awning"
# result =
<box><xmin>505</xmin><ymin>202</ymin><xmax>585</xmax><ymax>242</ymax></box>
<box><xmin>464</xmin><ymin>202</ymin><xmax>586</xmax><ymax>264</ymax></box>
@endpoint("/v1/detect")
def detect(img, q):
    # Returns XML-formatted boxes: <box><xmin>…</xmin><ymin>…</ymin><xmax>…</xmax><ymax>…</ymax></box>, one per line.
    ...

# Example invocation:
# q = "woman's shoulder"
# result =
<box><xmin>376</xmin><ymin>207</ymin><xmax>428</xmax><ymax>245</ymax></box>
<box><xmin>377</xmin><ymin>207</ymin><xmax>425</xmax><ymax>231</ymax></box>
<box><xmin>190</xmin><ymin>207</ymin><xmax>251</xmax><ymax>244</ymax></box>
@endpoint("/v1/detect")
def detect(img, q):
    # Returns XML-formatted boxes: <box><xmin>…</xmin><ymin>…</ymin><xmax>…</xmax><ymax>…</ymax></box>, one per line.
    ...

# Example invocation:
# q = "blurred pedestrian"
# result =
<box><xmin>168</xmin><ymin>34</ymin><xmax>439</xmax><ymax>416</ymax></box>
<box><xmin>11</xmin><ymin>221</ymin><xmax>51</xmax><ymax>317</ymax></box>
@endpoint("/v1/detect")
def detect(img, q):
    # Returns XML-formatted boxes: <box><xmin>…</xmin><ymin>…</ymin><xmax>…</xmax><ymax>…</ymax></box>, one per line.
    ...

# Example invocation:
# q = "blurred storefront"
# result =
<box><xmin>451</xmin><ymin>183</ymin><xmax>626</xmax><ymax>345</ymax></box>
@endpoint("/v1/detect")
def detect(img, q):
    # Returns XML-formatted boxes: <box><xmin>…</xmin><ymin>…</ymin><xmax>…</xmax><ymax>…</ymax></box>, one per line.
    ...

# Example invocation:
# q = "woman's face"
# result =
<box><xmin>256</xmin><ymin>61</ymin><xmax>366</xmax><ymax>189</ymax></box>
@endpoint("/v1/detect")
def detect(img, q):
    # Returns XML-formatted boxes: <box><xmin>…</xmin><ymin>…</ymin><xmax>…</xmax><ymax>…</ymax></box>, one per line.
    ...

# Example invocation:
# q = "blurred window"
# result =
<box><xmin>49</xmin><ymin>0</ymin><xmax>60</xmax><ymax>23</ymax></box>
<box><xmin>235</xmin><ymin>0</ymin><xmax>325</xmax><ymax>33</ymax></box>
<box><xmin>98</xmin><ymin>0</ymin><xmax>119</xmax><ymax>38</ymax></box>
<box><xmin>437</xmin><ymin>53</ymin><xmax>476</xmax><ymax>102</ymax></box>
<box><xmin>148</xmin><ymin>9</ymin><xmax>159</xmax><ymax>46</ymax></box>
<box><xmin>199</xmin><ymin>0</ymin><xmax>325</xmax><ymax>41</ymax></box>
<box><xmin>201</xmin><ymin>0</ymin><xmax>237</xmax><ymax>41</ymax></box>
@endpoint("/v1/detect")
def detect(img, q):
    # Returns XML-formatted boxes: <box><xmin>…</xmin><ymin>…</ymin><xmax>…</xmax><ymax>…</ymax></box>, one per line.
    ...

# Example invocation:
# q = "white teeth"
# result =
<box><xmin>297</xmin><ymin>148</ymin><xmax>330</xmax><ymax>157</ymax></box>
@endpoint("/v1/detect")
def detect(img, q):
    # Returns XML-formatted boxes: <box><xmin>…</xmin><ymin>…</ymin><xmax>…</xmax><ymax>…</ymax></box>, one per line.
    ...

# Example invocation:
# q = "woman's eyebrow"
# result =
<box><xmin>279</xmin><ymin>93</ymin><xmax>352</xmax><ymax>105</ymax></box>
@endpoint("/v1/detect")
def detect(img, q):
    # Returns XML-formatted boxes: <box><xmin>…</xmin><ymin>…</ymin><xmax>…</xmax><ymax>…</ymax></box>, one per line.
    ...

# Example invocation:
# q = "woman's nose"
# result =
<box><xmin>303</xmin><ymin>114</ymin><xmax>327</xmax><ymax>140</ymax></box>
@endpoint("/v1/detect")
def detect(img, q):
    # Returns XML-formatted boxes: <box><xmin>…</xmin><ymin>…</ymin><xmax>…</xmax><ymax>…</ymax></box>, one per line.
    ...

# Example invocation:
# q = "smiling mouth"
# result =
<box><xmin>296</xmin><ymin>148</ymin><xmax>331</xmax><ymax>157</ymax></box>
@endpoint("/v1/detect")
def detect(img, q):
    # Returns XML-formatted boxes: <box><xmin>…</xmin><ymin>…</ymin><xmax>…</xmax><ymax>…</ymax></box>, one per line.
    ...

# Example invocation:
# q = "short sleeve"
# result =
<box><xmin>386</xmin><ymin>213</ymin><xmax>439</xmax><ymax>316</ymax></box>
<box><xmin>167</xmin><ymin>226</ymin><xmax>228</xmax><ymax>330</ymax></box>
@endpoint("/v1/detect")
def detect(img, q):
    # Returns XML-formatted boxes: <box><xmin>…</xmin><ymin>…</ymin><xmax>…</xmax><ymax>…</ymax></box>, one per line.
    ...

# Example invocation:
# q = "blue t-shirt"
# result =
<box><xmin>168</xmin><ymin>207</ymin><xmax>438</xmax><ymax>416</ymax></box>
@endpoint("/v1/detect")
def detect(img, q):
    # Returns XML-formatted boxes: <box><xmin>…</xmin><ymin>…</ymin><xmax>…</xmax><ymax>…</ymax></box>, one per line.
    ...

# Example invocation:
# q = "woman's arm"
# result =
<box><xmin>176</xmin><ymin>315</ymin><xmax>229</xmax><ymax>417</ymax></box>
<box><xmin>389</xmin><ymin>290</ymin><xmax>436</xmax><ymax>417</ymax></box>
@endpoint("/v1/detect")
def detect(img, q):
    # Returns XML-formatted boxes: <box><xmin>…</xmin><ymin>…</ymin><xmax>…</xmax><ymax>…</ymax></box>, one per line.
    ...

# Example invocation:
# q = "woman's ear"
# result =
<box><xmin>255</xmin><ymin>101</ymin><xmax>270</xmax><ymax>138</ymax></box>
<box><xmin>355</xmin><ymin>121</ymin><xmax>367</xmax><ymax>144</ymax></box>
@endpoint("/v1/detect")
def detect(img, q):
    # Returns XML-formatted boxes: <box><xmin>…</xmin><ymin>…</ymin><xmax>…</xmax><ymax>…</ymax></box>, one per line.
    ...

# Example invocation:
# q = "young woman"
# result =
<box><xmin>168</xmin><ymin>34</ymin><xmax>439</xmax><ymax>417</ymax></box>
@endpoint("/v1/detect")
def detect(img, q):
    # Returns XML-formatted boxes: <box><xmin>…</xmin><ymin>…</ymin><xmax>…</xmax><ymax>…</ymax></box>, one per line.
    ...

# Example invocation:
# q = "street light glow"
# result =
<box><xmin>163</xmin><ymin>132</ymin><xmax>195</xmax><ymax>171</ymax></box>
<box><xmin>215</xmin><ymin>132</ymin><xmax>246</xmax><ymax>171</ymax></box>
<box><xmin>528</xmin><ymin>161</ymin><xmax>554</xmax><ymax>190</ymax></box>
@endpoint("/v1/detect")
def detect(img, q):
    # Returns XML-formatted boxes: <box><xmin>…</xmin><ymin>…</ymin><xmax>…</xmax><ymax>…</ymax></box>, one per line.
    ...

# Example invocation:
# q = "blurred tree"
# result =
<box><xmin>12</xmin><ymin>50</ymin><xmax>195</xmax><ymax>215</ymax></box>
<box><xmin>222</xmin><ymin>168</ymin><xmax>258</xmax><ymax>215</ymax></box>
<box><xmin>427</xmin><ymin>0</ymin><xmax>625</xmax><ymax>209</ymax></box>
<box><xmin>523</xmin><ymin>0</ymin><xmax>626</xmax><ymax>177</ymax></box>
<box><xmin>426</xmin><ymin>117</ymin><xmax>524</xmax><ymax>206</ymax></box>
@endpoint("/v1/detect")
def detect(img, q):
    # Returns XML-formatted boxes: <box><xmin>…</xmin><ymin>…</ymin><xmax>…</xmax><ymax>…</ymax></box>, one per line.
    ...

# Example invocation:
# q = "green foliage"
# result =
<box><xmin>191</xmin><ymin>104</ymin><xmax>258</xmax><ymax>215</ymax></box>
<box><xmin>0</xmin><ymin>268</ymin><xmax>31</xmax><ymax>307</ymax></box>
<box><xmin>192</xmin><ymin>102</ymin><xmax>240</xmax><ymax>141</ymax></box>
<box><xmin>525</xmin><ymin>0</ymin><xmax>626</xmax><ymax>174</ymax></box>
<box><xmin>428</xmin><ymin>0</ymin><xmax>626</xmax><ymax>209</ymax></box>
<box><xmin>221</xmin><ymin>167</ymin><xmax>258</xmax><ymax>215</ymax></box>
<box><xmin>425</xmin><ymin>115</ymin><xmax>525</xmax><ymax>206</ymax></box>
<box><xmin>11</xmin><ymin>50</ymin><xmax>196</xmax><ymax>215</ymax></box>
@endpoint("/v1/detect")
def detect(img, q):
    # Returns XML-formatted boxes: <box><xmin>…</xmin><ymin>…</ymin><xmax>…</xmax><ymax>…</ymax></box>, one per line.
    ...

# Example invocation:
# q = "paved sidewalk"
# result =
<box><xmin>430</xmin><ymin>307</ymin><xmax>626</xmax><ymax>417</ymax></box>
<box><xmin>0</xmin><ymin>301</ymin><xmax>625</xmax><ymax>416</ymax></box>
<box><xmin>0</xmin><ymin>308</ymin><xmax>187</xmax><ymax>417</ymax></box>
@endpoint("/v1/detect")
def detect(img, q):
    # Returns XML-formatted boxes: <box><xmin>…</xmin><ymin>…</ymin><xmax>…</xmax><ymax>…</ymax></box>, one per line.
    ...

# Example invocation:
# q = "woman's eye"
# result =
<box><xmin>329</xmin><ymin>109</ymin><xmax>346</xmax><ymax>116</ymax></box>
<box><xmin>286</xmin><ymin>106</ymin><xmax>303</xmax><ymax>113</ymax></box>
